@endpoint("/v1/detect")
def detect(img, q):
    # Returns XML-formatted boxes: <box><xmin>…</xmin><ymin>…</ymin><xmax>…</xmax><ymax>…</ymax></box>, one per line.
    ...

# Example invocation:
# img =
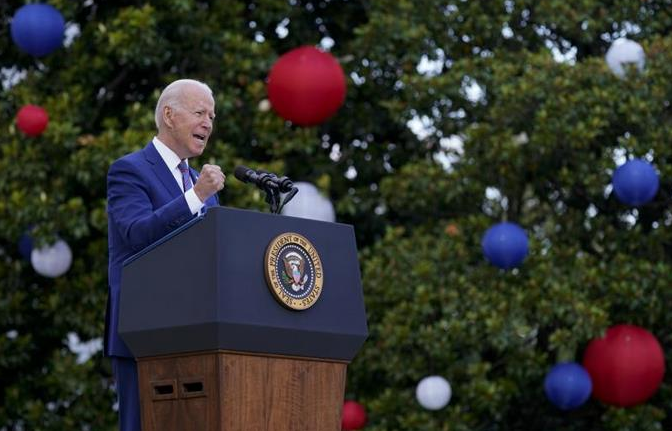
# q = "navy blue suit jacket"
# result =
<box><xmin>105</xmin><ymin>141</ymin><xmax>218</xmax><ymax>357</ymax></box>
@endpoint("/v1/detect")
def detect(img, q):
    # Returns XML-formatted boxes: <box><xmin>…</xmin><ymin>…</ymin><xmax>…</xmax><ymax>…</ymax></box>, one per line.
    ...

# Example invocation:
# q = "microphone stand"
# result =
<box><xmin>259</xmin><ymin>171</ymin><xmax>298</xmax><ymax>214</ymax></box>
<box><xmin>263</xmin><ymin>182</ymin><xmax>281</xmax><ymax>214</ymax></box>
<box><xmin>278</xmin><ymin>187</ymin><xmax>299</xmax><ymax>213</ymax></box>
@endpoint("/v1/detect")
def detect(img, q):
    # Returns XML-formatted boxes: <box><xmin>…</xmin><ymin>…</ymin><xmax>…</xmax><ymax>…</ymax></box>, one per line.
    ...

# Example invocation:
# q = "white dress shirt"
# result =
<box><xmin>152</xmin><ymin>137</ymin><xmax>204</xmax><ymax>215</ymax></box>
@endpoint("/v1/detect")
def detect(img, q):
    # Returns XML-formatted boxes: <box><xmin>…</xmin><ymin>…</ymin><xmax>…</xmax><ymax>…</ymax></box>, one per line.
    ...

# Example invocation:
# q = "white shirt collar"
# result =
<box><xmin>152</xmin><ymin>136</ymin><xmax>186</xmax><ymax>171</ymax></box>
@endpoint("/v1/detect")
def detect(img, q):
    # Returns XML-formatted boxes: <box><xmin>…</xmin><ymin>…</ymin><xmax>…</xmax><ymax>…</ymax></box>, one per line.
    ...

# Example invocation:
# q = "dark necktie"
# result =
<box><xmin>177</xmin><ymin>160</ymin><xmax>193</xmax><ymax>192</ymax></box>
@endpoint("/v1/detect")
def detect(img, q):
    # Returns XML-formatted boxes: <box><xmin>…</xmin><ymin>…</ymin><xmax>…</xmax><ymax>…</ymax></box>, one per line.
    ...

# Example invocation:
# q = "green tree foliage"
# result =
<box><xmin>1</xmin><ymin>1</ymin><xmax>672</xmax><ymax>430</ymax></box>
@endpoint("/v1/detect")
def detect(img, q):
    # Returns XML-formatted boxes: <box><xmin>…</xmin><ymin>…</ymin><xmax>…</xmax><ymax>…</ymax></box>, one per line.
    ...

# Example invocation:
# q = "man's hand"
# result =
<box><xmin>193</xmin><ymin>164</ymin><xmax>225</xmax><ymax>202</ymax></box>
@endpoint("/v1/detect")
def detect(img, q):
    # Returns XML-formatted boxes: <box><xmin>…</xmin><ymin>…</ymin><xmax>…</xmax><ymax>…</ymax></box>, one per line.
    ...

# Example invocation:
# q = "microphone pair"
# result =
<box><xmin>233</xmin><ymin>166</ymin><xmax>299</xmax><ymax>214</ymax></box>
<box><xmin>233</xmin><ymin>166</ymin><xmax>294</xmax><ymax>193</ymax></box>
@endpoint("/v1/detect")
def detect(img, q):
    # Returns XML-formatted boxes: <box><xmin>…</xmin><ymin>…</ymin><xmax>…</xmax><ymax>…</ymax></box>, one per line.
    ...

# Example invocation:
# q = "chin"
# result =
<box><xmin>189</xmin><ymin>144</ymin><xmax>206</xmax><ymax>156</ymax></box>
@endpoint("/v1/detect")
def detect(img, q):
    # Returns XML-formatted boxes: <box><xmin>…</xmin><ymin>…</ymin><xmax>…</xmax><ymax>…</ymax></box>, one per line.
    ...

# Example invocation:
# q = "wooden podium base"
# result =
<box><xmin>137</xmin><ymin>351</ymin><xmax>347</xmax><ymax>431</ymax></box>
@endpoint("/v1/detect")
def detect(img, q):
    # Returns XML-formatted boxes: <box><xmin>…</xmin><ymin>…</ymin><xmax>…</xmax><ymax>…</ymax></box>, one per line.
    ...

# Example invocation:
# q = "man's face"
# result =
<box><xmin>166</xmin><ymin>85</ymin><xmax>216</xmax><ymax>159</ymax></box>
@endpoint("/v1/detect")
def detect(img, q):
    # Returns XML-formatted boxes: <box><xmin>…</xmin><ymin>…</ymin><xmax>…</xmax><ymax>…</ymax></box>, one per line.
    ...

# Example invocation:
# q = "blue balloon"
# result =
<box><xmin>544</xmin><ymin>362</ymin><xmax>592</xmax><ymax>410</ymax></box>
<box><xmin>18</xmin><ymin>231</ymin><xmax>33</xmax><ymax>261</ymax></box>
<box><xmin>612</xmin><ymin>159</ymin><xmax>659</xmax><ymax>206</ymax></box>
<box><xmin>11</xmin><ymin>4</ymin><xmax>65</xmax><ymax>57</ymax></box>
<box><xmin>481</xmin><ymin>222</ymin><xmax>528</xmax><ymax>269</ymax></box>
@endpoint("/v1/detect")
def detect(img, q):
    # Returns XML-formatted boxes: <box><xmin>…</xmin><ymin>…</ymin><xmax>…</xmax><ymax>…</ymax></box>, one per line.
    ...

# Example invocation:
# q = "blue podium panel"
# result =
<box><xmin>119</xmin><ymin>207</ymin><xmax>368</xmax><ymax>361</ymax></box>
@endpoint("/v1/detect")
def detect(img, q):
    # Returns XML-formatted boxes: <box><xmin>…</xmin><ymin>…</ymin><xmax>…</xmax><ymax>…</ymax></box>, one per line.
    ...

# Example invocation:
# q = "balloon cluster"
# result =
<box><xmin>480</xmin><ymin>157</ymin><xmax>660</xmax><ymax>270</ymax></box>
<box><xmin>544</xmin><ymin>324</ymin><xmax>665</xmax><ymax>410</ymax></box>
<box><xmin>11</xmin><ymin>4</ymin><xmax>63</xmax><ymax>137</ymax></box>
<box><xmin>348</xmin><ymin>327</ymin><xmax>664</xmax><ymax>425</ymax></box>
<box><xmin>481</xmin><ymin>158</ymin><xmax>658</xmax><ymax>269</ymax></box>
<box><xmin>264</xmin><ymin>46</ymin><xmax>344</xmax><ymax>222</ymax></box>
<box><xmin>7</xmin><ymin>4</ymin><xmax>667</xmax><ymax>425</ymax></box>
<box><xmin>604</xmin><ymin>41</ymin><xmax>659</xmax><ymax>205</ymax></box>
<box><xmin>342</xmin><ymin>376</ymin><xmax>453</xmax><ymax>430</ymax></box>
<box><xmin>477</xmin><ymin>41</ymin><xmax>652</xmax><ymax>269</ymax></box>
<box><xmin>11</xmin><ymin>4</ymin><xmax>72</xmax><ymax>277</ymax></box>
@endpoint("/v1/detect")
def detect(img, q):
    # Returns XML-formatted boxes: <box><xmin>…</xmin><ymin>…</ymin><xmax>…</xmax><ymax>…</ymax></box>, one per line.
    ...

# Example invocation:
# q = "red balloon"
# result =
<box><xmin>341</xmin><ymin>400</ymin><xmax>367</xmax><ymax>430</ymax></box>
<box><xmin>16</xmin><ymin>105</ymin><xmax>49</xmax><ymax>137</ymax></box>
<box><xmin>583</xmin><ymin>324</ymin><xmax>665</xmax><ymax>407</ymax></box>
<box><xmin>267</xmin><ymin>46</ymin><xmax>346</xmax><ymax>126</ymax></box>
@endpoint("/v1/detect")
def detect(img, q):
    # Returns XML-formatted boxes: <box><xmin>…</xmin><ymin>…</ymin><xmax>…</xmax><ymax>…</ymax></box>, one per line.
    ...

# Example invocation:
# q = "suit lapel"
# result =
<box><xmin>142</xmin><ymin>142</ymin><xmax>182</xmax><ymax>198</ymax></box>
<box><xmin>143</xmin><ymin>142</ymin><xmax>219</xmax><ymax>207</ymax></box>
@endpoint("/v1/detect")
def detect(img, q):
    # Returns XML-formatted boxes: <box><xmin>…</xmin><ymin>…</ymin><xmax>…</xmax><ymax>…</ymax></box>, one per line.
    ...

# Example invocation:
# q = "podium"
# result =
<box><xmin>118</xmin><ymin>207</ymin><xmax>368</xmax><ymax>431</ymax></box>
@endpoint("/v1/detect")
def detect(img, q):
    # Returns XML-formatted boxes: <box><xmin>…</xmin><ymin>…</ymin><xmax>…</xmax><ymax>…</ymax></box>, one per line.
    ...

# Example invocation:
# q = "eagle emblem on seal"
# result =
<box><xmin>264</xmin><ymin>232</ymin><xmax>323</xmax><ymax>310</ymax></box>
<box><xmin>283</xmin><ymin>251</ymin><xmax>309</xmax><ymax>291</ymax></box>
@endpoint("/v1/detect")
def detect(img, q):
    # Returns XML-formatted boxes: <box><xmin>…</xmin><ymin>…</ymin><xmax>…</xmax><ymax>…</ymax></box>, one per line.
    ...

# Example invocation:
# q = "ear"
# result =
<box><xmin>163</xmin><ymin>105</ymin><xmax>174</xmax><ymax>129</ymax></box>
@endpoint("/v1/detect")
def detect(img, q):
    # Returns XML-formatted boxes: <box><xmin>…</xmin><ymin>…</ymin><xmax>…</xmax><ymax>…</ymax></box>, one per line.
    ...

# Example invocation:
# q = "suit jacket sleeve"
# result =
<box><xmin>107</xmin><ymin>157</ymin><xmax>195</xmax><ymax>253</ymax></box>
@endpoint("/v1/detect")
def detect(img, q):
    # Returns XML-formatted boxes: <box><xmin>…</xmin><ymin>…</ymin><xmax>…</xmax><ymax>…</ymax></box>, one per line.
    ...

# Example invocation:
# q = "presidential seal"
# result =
<box><xmin>264</xmin><ymin>232</ymin><xmax>323</xmax><ymax>310</ymax></box>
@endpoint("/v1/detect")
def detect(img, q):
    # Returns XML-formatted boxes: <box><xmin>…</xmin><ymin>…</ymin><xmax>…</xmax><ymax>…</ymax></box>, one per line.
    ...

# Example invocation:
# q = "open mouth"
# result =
<box><xmin>193</xmin><ymin>133</ymin><xmax>206</xmax><ymax>143</ymax></box>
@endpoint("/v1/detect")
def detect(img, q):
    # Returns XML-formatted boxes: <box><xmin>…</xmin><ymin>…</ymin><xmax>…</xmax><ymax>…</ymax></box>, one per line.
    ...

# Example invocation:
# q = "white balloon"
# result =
<box><xmin>258</xmin><ymin>99</ymin><xmax>271</xmax><ymax>112</ymax></box>
<box><xmin>605</xmin><ymin>38</ymin><xmax>645</xmax><ymax>78</ymax></box>
<box><xmin>416</xmin><ymin>375</ymin><xmax>452</xmax><ymax>410</ymax></box>
<box><xmin>31</xmin><ymin>239</ymin><xmax>72</xmax><ymax>278</ymax></box>
<box><xmin>281</xmin><ymin>181</ymin><xmax>336</xmax><ymax>222</ymax></box>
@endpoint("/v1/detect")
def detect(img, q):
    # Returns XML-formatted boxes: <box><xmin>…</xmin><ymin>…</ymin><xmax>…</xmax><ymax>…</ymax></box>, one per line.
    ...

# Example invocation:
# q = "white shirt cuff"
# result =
<box><xmin>185</xmin><ymin>188</ymin><xmax>205</xmax><ymax>215</ymax></box>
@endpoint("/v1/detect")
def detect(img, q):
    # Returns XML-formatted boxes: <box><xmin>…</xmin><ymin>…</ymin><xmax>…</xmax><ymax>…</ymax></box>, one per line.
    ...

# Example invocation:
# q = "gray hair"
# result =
<box><xmin>154</xmin><ymin>79</ymin><xmax>213</xmax><ymax>130</ymax></box>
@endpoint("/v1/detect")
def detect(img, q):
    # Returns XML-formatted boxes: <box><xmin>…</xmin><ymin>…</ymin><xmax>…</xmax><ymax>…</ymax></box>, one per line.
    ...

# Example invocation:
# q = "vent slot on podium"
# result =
<box><xmin>151</xmin><ymin>380</ymin><xmax>177</xmax><ymax>400</ymax></box>
<box><xmin>181</xmin><ymin>378</ymin><xmax>206</xmax><ymax>398</ymax></box>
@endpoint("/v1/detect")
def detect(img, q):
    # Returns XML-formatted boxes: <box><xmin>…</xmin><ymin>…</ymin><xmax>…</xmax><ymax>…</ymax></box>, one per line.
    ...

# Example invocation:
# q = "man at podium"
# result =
<box><xmin>105</xmin><ymin>78</ymin><xmax>224</xmax><ymax>430</ymax></box>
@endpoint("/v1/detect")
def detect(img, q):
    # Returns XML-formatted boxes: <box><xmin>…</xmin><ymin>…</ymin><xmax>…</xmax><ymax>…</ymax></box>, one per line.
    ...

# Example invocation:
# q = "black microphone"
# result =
<box><xmin>234</xmin><ymin>166</ymin><xmax>300</xmax><ymax>213</ymax></box>
<box><xmin>233</xmin><ymin>165</ymin><xmax>278</xmax><ymax>190</ymax></box>
<box><xmin>256</xmin><ymin>169</ymin><xmax>294</xmax><ymax>193</ymax></box>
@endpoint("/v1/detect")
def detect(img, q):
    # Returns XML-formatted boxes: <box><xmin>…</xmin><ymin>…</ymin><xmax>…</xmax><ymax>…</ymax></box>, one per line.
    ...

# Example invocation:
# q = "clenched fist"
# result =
<box><xmin>193</xmin><ymin>164</ymin><xmax>226</xmax><ymax>202</ymax></box>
